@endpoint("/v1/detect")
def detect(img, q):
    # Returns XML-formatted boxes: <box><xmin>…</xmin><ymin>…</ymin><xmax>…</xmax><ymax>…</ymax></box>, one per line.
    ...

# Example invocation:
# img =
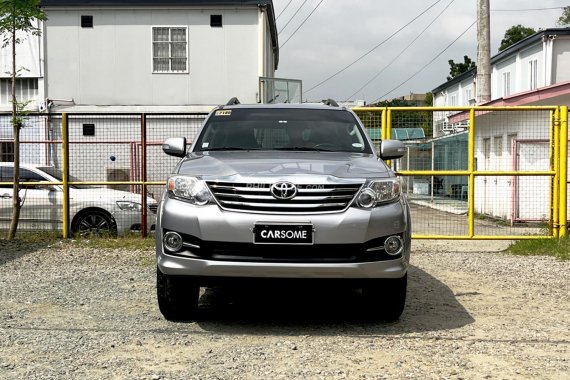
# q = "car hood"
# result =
<box><xmin>176</xmin><ymin>151</ymin><xmax>392</xmax><ymax>180</ymax></box>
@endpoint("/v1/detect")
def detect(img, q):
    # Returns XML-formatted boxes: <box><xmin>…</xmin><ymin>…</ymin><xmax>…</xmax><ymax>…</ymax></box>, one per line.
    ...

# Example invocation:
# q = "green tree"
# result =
<box><xmin>447</xmin><ymin>56</ymin><xmax>475</xmax><ymax>81</ymax></box>
<box><xmin>499</xmin><ymin>25</ymin><xmax>535</xmax><ymax>52</ymax></box>
<box><xmin>0</xmin><ymin>0</ymin><xmax>47</xmax><ymax>239</ymax></box>
<box><xmin>424</xmin><ymin>92</ymin><xmax>433</xmax><ymax>107</ymax></box>
<box><xmin>558</xmin><ymin>6</ymin><xmax>570</xmax><ymax>26</ymax></box>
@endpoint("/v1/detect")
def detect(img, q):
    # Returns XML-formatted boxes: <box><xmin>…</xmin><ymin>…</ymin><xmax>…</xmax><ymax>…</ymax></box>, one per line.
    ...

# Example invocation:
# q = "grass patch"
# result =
<box><xmin>1</xmin><ymin>231</ymin><xmax>155</xmax><ymax>250</ymax></box>
<box><xmin>507</xmin><ymin>237</ymin><xmax>570</xmax><ymax>261</ymax></box>
<box><xmin>68</xmin><ymin>233</ymin><xmax>155</xmax><ymax>250</ymax></box>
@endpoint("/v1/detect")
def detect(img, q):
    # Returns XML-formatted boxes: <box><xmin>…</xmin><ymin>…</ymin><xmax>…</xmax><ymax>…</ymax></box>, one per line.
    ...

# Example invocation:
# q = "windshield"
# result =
<box><xmin>194</xmin><ymin>108</ymin><xmax>373</xmax><ymax>154</ymax></box>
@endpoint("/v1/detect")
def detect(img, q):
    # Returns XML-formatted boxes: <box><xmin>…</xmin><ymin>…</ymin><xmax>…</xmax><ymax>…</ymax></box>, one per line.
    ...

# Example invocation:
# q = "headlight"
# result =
<box><xmin>116</xmin><ymin>201</ymin><xmax>142</xmax><ymax>211</ymax></box>
<box><xmin>167</xmin><ymin>175</ymin><xmax>212</xmax><ymax>205</ymax></box>
<box><xmin>355</xmin><ymin>178</ymin><xmax>400</xmax><ymax>208</ymax></box>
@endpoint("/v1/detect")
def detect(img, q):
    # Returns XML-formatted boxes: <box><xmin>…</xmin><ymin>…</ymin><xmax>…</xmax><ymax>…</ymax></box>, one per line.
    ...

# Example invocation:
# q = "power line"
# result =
<box><xmin>276</xmin><ymin>0</ymin><xmax>294</xmax><ymax>20</ymax></box>
<box><xmin>346</xmin><ymin>0</ymin><xmax>455</xmax><ymax>100</ymax></box>
<box><xmin>280</xmin><ymin>0</ymin><xmax>325</xmax><ymax>48</ymax></box>
<box><xmin>278</xmin><ymin>0</ymin><xmax>310</xmax><ymax>35</ymax></box>
<box><xmin>371</xmin><ymin>20</ymin><xmax>476</xmax><ymax>104</ymax></box>
<box><xmin>304</xmin><ymin>0</ymin><xmax>443</xmax><ymax>94</ymax></box>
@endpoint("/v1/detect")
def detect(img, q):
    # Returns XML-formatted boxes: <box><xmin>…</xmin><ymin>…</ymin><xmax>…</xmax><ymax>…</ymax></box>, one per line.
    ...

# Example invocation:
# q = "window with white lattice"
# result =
<box><xmin>152</xmin><ymin>27</ymin><xmax>188</xmax><ymax>73</ymax></box>
<box><xmin>529</xmin><ymin>59</ymin><xmax>538</xmax><ymax>90</ymax></box>
<box><xmin>502</xmin><ymin>72</ymin><xmax>511</xmax><ymax>97</ymax></box>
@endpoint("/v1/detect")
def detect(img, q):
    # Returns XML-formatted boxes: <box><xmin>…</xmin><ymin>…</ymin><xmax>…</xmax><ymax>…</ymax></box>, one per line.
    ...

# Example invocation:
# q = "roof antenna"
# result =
<box><xmin>226</xmin><ymin>97</ymin><xmax>241</xmax><ymax>106</ymax></box>
<box><xmin>322</xmin><ymin>98</ymin><xmax>339</xmax><ymax>107</ymax></box>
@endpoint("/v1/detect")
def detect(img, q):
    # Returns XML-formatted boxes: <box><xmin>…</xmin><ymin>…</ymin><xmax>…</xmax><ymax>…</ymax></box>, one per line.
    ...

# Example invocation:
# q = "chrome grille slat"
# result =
<box><xmin>217</xmin><ymin>193</ymin><xmax>354</xmax><ymax>201</ymax></box>
<box><xmin>221</xmin><ymin>201</ymin><xmax>348</xmax><ymax>209</ymax></box>
<box><xmin>207</xmin><ymin>181</ymin><xmax>362</xmax><ymax>213</ymax></box>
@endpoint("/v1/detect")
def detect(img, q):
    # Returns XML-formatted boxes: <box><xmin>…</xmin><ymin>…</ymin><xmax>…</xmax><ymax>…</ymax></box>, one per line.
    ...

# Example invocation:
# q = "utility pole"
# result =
<box><xmin>476</xmin><ymin>0</ymin><xmax>491</xmax><ymax>104</ymax></box>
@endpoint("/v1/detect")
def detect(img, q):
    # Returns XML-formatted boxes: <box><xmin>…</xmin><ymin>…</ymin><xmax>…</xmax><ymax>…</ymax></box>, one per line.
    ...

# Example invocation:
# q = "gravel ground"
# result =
<box><xmin>0</xmin><ymin>239</ymin><xmax>569</xmax><ymax>379</ymax></box>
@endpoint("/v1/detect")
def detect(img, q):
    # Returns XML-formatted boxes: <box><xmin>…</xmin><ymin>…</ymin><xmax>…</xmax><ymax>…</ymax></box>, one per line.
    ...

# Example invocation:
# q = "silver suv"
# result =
<box><xmin>156</xmin><ymin>101</ymin><xmax>411</xmax><ymax>321</ymax></box>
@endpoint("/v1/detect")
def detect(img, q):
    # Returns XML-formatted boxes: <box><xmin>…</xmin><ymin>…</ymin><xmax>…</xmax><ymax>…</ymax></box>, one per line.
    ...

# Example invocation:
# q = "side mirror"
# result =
<box><xmin>380</xmin><ymin>139</ymin><xmax>406</xmax><ymax>160</ymax></box>
<box><xmin>162</xmin><ymin>137</ymin><xmax>187</xmax><ymax>158</ymax></box>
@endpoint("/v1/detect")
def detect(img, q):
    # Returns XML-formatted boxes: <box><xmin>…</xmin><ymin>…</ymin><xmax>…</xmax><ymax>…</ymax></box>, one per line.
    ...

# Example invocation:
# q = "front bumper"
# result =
<box><xmin>156</xmin><ymin>196</ymin><xmax>411</xmax><ymax>279</ymax></box>
<box><xmin>158</xmin><ymin>253</ymin><xmax>408</xmax><ymax>279</ymax></box>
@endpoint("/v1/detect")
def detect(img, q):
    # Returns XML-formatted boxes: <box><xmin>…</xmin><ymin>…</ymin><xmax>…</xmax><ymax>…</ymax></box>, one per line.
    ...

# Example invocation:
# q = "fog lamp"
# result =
<box><xmin>163</xmin><ymin>231</ymin><xmax>183</xmax><ymax>252</ymax></box>
<box><xmin>384</xmin><ymin>235</ymin><xmax>403</xmax><ymax>256</ymax></box>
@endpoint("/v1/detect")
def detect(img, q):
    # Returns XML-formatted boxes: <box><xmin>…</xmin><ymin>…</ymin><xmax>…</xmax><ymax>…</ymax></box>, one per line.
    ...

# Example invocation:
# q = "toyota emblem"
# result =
<box><xmin>270</xmin><ymin>182</ymin><xmax>297</xmax><ymax>200</ymax></box>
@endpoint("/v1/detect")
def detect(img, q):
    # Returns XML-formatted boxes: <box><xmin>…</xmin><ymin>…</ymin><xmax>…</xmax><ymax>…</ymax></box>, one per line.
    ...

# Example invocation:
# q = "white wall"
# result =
<box><xmin>553</xmin><ymin>37</ymin><xmax>570</xmax><ymax>84</ymax></box>
<box><xmin>492</xmin><ymin>56</ymin><xmax>517</xmax><ymax>99</ymax></box>
<box><xmin>0</xmin><ymin>21</ymin><xmax>43</xmax><ymax>79</ymax></box>
<box><xmin>44</xmin><ymin>7</ymin><xmax>264</xmax><ymax>108</ymax></box>
<box><xmin>519</xmin><ymin>44</ymin><xmax>543</xmax><ymax>92</ymax></box>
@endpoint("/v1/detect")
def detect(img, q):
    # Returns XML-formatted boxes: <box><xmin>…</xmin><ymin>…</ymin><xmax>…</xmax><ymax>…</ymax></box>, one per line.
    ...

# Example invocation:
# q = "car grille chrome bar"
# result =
<box><xmin>207</xmin><ymin>181</ymin><xmax>362</xmax><ymax>213</ymax></box>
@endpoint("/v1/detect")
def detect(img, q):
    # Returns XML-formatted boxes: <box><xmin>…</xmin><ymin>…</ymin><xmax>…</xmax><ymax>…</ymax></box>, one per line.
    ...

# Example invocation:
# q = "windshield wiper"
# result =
<box><xmin>203</xmin><ymin>147</ymin><xmax>260</xmax><ymax>151</ymax></box>
<box><xmin>275</xmin><ymin>146</ymin><xmax>333</xmax><ymax>152</ymax></box>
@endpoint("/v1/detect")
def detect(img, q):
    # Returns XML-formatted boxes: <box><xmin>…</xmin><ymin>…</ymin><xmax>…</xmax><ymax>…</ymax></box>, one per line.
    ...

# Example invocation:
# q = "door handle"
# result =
<box><xmin>1</xmin><ymin>193</ymin><xmax>12</xmax><ymax>199</ymax></box>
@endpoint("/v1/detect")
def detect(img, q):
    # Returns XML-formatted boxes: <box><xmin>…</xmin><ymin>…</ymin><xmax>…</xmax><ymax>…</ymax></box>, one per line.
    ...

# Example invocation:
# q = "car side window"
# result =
<box><xmin>1</xmin><ymin>168</ymin><xmax>49</xmax><ymax>189</ymax></box>
<box><xmin>20</xmin><ymin>169</ymin><xmax>49</xmax><ymax>189</ymax></box>
<box><xmin>0</xmin><ymin>167</ymin><xmax>12</xmax><ymax>188</ymax></box>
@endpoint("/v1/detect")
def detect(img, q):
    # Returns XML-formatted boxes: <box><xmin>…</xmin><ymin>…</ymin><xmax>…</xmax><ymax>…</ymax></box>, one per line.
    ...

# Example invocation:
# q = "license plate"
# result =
<box><xmin>254</xmin><ymin>223</ymin><xmax>313</xmax><ymax>245</ymax></box>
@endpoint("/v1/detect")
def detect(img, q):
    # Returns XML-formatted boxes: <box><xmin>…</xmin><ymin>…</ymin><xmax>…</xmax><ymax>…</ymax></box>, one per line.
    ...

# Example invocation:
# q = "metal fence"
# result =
<box><xmin>0</xmin><ymin>106</ymin><xmax>567</xmax><ymax>239</ymax></box>
<box><xmin>0</xmin><ymin>112</ymin><xmax>207</xmax><ymax>237</ymax></box>
<box><xmin>355</xmin><ymin>106</ymin><xmax>568</xmax><ymax>239</ymax></box>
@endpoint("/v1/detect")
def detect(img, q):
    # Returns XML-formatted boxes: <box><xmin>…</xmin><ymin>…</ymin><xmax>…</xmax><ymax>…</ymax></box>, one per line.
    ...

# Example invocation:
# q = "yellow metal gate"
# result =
<box><xmin>354</xmin><ymin>106</ymin><xmax>568</xmax><ymax>240</ymax></box>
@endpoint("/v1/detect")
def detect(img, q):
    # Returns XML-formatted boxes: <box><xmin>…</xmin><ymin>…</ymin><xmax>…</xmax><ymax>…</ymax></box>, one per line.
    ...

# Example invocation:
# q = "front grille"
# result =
<box><xmin>206</xmin><ymin>181</ymin><xmax>362</xmax><ymax>213</ymax></box>
<box><xmin>148</xmin><ymin>204</ymin><xmax>158</xmax><ymax>214</ymax></box>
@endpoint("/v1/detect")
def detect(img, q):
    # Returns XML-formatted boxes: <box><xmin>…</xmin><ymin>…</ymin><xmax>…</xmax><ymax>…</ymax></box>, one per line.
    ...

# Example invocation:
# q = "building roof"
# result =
<box><xmin>432</xmin><ymin>27</ymin><xmax>570</xmax><ymax>94</ymax></box>
<box><xmin>431</xmin><ymin>68</ymin><xmax>475</xmax><ymax>94</ymax></box>
<box><xmin>40</xmin><ymin>0</ymin><xmax>279</xmax><ymax>68</ymax></box>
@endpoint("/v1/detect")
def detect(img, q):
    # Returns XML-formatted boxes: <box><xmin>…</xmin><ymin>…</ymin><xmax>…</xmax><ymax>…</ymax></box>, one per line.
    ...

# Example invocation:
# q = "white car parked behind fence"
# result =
<box><xmin>0</xmin><ymin>163</ymin><xmax>156</xmax><ymax>235</ymax></box>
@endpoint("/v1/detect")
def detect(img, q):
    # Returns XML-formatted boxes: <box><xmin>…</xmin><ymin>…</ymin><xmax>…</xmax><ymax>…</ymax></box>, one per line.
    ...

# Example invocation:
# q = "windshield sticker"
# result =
<box><xmin>215</xmin><ymin>110</ymin><xmax>232</xmax><ymax>116</ymax></box>
<box><xmin>352</xmin><ymin>143</ymin><xmax>364</xmax><ymax>148</ymax></box>
<box><xmin>202</xmin><ymin>142</ymin><xmax>210</xmax><ymax>148</ymax></box>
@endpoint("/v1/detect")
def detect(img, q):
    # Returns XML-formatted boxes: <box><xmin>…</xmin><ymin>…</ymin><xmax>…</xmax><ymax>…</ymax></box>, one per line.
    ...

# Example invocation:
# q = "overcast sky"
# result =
<box><xmin>272</xmin><ymin>0</ymin><xmax>569</xmax><ymax>103</ymax></box>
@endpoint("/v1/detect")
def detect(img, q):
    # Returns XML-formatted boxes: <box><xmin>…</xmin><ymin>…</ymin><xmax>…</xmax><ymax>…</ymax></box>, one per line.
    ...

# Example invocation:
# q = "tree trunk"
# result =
<box><xmin>8</xmin><ymin>25</ymin><xmax>21</xmax><ymax>240</ymax></box>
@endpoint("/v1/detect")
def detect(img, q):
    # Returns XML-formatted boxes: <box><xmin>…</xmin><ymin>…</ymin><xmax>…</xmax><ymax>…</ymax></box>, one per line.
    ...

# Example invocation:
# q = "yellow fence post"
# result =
<box><xmin>381</xmin><ymin>108</ymin><xmax>387</xmax><ymax>140</ymax></box>
<box><xmin>62</xmin><ymin>113</ymin><xmax>70</xmax><ymax>239</ymax></box>
<box><xmin>552</xmin><ymin>108</ymin><xmax>560</xmax><ymax>238</ymax></box>
<box><xmin>468</xmin><ymin>108</ymin><xmax>475</xmax><ymax>238</ymax></box>
<box><xmin>559</xmin><ymin>106</ymin><xmax>568</xmax><ymax>238</ymax></box>
<box><xmin>386</xmin><ymin>108</ymin><xmax>392</xmax><ymax>167</ymax></box>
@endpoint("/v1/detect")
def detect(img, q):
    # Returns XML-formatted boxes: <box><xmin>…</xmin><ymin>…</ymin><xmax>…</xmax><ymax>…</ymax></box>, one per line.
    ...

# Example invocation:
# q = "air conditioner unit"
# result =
<box><xmin>106</xmin><ymin>167</ymin><xmax>130</xmax><ymax>192</ymax></box>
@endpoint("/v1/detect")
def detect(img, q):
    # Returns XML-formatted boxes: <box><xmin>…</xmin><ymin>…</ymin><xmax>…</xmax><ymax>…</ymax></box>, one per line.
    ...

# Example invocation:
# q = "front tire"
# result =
<box><xmin>156</xmin><ymin>267</ymin><xmax>200</xmax><ymax>321</ymax></box>
<box><xmin>362</xmin><ymin>274</ymin><xmax>407</xmax><ymax>322</ymax></box>
<box><xmin>72</xmin><ymin>209</ymin><xmax>117</xmax><ymax>237</ymax></box>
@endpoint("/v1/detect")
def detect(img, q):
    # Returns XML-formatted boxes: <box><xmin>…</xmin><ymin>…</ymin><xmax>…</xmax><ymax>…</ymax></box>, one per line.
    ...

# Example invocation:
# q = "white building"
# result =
<box><xmin>40</xmin><ymin>0</ymin><xmax>280</xmax><ymax>113</ymax></box>
<box><xmin>0</xmin><ymin>20</ymin><xmax>43</xmax><ymax>113</ymax></box>
<box><xmin>431</xmin><ymin>28</ymin><xmax>570</xmax><ymax>223</ymax></box>
<box><xmin>0</xmin><ymin>1</ymin><xmax>290</xmax><ymax>182</ymax></box>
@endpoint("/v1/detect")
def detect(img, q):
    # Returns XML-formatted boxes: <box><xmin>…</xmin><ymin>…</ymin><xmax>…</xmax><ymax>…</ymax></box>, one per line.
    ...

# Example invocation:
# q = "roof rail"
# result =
<box><xmin>226</xmin><ymin>97</ymin><xmax>241</xmax><ymax>106</ymax></box>
<box><xmin>322</xmin><ymin>98</ymin><xmax>339</xmax><ymax>107</ymax></box>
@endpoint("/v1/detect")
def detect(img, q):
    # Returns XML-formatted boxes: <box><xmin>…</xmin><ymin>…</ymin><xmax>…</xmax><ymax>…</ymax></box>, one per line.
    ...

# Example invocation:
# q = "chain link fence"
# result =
<box><xmin>0</xmin><ymin>112</ymin><xmax>207</xmax><ymax>237</ymax></box>
<box><xmin>355</xmin><ymin>106</ymin><xmax>567</xmax><ymax>239</ymax></box>
<box><xmin>1</xmin><ymin>106</ymin><xmax>567</xmax><ymax>239</ymax></box>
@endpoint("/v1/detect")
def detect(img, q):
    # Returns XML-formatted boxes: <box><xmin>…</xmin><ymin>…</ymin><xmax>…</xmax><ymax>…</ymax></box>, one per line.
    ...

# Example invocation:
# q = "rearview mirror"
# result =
<box><xmin>380</xmin><ymin>140</ymin><xmax>406</xmax><ymax>160</ymax></box>
<box><xmin>162</xmin><ymin>137</ymin><xmax>187</xmax><ymax>158</ymax></box>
